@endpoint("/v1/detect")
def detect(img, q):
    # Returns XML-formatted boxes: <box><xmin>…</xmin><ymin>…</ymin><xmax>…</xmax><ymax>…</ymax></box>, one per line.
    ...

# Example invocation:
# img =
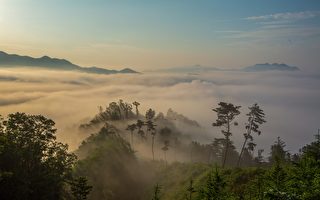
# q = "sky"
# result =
<box><xmin>0</xmin><ymin>0</ymin><xmax>320</xmax><ymax>71</ymax></box>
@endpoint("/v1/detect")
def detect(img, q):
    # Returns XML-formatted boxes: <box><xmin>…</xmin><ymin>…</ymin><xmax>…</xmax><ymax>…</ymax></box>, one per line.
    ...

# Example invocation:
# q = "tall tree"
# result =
<box><xmin>238</xmin><ymin>103</ymin><xmax>266</xmax><ymax>167</ymax></box>
<box><xmin>152</xmin><ymin>184</ymin><xmax>161</xmax><ymax>200</ymax></box>
<box><xmin>162</xmin><ymin>140</ymin><xmax>170</xmax><ymax>165</ymax></box>
<box><xmin>132</xmin><ymin>101</ymin><xmax>140</xmax><ymax>117</ymax></box>
<box><xmin>186</xmin><ymin>179</ymin><xmax>196</xmax><ymax>200</ymax></box>
<box><xmin>146</xmin><ymin>120</ymin><xmax>157</xmax><ymax>160</ymax></box>
<box><xmin>212</xmin><ymin>102</ymin><xmax>241</xmax><ymax>168</ymax></box>
<box><xmin>136</xmin><ymin>119</ymin><xmax>146</xmax><ymax>139</ymax></box>
<box><xmin>126</xmin><ymin>123</ymin><xmax>137</xmax><ymax>147</ymax></box>
<box><xmin>145</xmin><ymin>108</ymin><xmax>157</xmax><ymax>160</ymax></box>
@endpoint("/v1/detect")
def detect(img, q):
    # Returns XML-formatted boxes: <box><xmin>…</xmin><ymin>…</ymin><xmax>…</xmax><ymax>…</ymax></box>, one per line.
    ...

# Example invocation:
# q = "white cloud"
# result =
<box><xmin>246</xmin><ymin>11</ymin><xmax>320</xmax><ymax>21</ymax></box>
<box><xmin>0</xmin><ymin>68</ymin><xmax>319</xmax><ymax>153</ymax></box>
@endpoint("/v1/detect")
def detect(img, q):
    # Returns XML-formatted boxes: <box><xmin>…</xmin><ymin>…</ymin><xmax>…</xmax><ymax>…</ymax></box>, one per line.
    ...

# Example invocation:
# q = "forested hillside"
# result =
<box><xmin>0</xmin><ymin>100</ymin><xmax>319</xmax><ymax>200</ymax></box>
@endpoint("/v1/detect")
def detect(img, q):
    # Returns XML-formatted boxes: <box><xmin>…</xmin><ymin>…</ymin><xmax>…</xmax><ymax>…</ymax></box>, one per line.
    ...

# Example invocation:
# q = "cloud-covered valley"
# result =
<box><xmin>0</xmin><ymin>68</ymin><xmax>319</xmax><ymax>154</ymax></box>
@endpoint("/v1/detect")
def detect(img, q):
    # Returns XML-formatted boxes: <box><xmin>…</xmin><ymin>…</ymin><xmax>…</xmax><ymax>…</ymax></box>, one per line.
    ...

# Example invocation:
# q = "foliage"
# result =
<box><xmin>212</xmin><ymin>102</ymin><xmax>241</xmax><ymax>168</ymax></box>
<box><xmin>0</xmin><ymin>112</ymin><xmax>77</xmax><ymax>200</ymax></box>
<box><xmin>238</xmin><ymin>103</ymin><xmax>266</xmax><ymax>167</ymax></box>
<box><xmin>199</xmin><ymin>168</ymin><xmax>227</xmax><ymax>200</ymax></box>
<box><xmin>70</xmin><ymin>176</ymin><xmax>93</xmax><ymax>200</ymax></box>
<box><xmin>74</xmin><ymin>123</ymin><xmax>149</xmax><ymax>200</ymax></box>
<box><xmin>152</xmin><ymin>184</ymin><xmax>162</xmax><ymax>200</ymax></box>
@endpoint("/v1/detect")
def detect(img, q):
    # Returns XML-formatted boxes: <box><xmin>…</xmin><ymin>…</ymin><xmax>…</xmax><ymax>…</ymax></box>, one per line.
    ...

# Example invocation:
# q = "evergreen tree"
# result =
<box><xmin>212</xmin><ymin>102</ymin><xmax>241</xmax><ymax>168</ymax></box>
<box><xmin>70</xmin><ymin>177</ymin><xmax>93</xmax><ymax>200</ymax></box>
<box><xmin>199</xmin><ymin>168</ymin><xmax>227</xmax><ymax>200</ymax></box>
<box><xmin>269</xmin><ymin>137</ymin><xmax>288</xmax><ymax>163</ymax></box>
<box><xmin>238</xmin><ymin>103</ymin><xmax>266</xmax><ymax>167</ymax></box>
<box><xmin>152</xmin><ymin>184</ymin><xmax>161</xmax><ymax>200</ymax></box>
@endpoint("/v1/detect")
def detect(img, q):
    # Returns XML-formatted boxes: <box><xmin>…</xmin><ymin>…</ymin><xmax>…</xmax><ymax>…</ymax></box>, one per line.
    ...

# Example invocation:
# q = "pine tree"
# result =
<box><xmin>212</xmin><ymin>102</ymin><xmax>241</xmax><ymax>168</ymax></box>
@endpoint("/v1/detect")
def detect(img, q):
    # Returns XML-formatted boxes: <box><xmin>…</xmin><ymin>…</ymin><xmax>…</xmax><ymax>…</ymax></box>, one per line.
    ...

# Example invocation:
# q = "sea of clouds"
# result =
<box><xmin>0</xmin><ymin>67</ymin><xmax>319</xmax><ymax>154</ymax></box>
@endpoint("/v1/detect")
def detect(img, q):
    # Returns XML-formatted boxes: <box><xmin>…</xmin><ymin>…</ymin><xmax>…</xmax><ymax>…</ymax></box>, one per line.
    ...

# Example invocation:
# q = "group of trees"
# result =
<box><xmin>126</xmin><ymin>108</ymin><xmax>172</xmax><ymax>162</ymax></box>
<box><xmin>1</xmin><ymin>100</ymin><xmax>319</xmax><ymax>200</ymax></box>
<box><xmin>152</xmin><ymin>133</ymin><xmax>320</xmax><ymax>200</ymax></box>
<box><xmin>0</xmin><ymin>113</ymin><xmax>91</xmax><ymax>200</ymax></box>
<box><xmin>212</xmin><ymin>102</ymin><xmax>266</xmax><ymax>168</ymax></box>
<box><xmin>80</xmin><ymin>100</ymin><xmax>140</xmax><ymax>129</ymax></box>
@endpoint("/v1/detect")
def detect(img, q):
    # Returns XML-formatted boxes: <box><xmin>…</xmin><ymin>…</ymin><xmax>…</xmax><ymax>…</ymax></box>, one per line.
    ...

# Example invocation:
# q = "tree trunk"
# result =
<box><xmin>237</xmin><ymin>117</ymin><xmax>253</xmax><ymax>167</ymax></box>
<box><xmin>222</xmin><ymin>118</ymin><xmax>230</xmax><ymax>168</ymax></box>
<box><xmin>152</xmin><ymin>135</ymin><xmax>155</xmax><ymax>161</ymax></box>
<box><xmin>131</xmin><ymin>131</ymin><xmax>134</xmax><ymax>147</ymax></box>
<box><xmin>237</xmin><ymin>138</ymin><xmax>248</xmax><ymax>167</ymax></box>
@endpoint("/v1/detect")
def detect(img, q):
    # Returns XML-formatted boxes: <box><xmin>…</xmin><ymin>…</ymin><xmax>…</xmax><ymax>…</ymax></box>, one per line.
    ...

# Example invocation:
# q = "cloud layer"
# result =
<box><xmin>0</xmin><ymin>68</ymin><xmax>319</xmax><ymax>154</ymax></box>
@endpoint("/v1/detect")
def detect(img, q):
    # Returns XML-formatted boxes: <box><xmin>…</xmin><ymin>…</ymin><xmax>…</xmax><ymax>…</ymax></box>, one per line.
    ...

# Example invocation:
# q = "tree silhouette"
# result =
<box><xmin>152</xmin><ymin>184</ymin><xmax>161</xmax><ymax>200</ymax></box>
<box><xmin>162</xmin><ymin>140</ymin><xmax>170</xmax><ymax>165</ymax></box>
<box><xmin>0</xmin><ymin>112</ymin><xmax>77</xmax><ymax>200</ymax></box>
<box><xmin>145</xmin><ymin>108</ymin><xmax>157</xmax><ymax>160</ymax></box>
<box><xmin>238</xmin><ymin>103</ymin><xmax>266</xmax><ymax>167</ymax></box>
<box><xmin>212</xmin><ymin>102</ymin><xmax>241</xmax><ymax>168</ymax></box>
<box><xmin>70</xmin><ymin>176</ymin><xmax>93</xmax><ymax>200</ymax></box>
<box><xmin>145</xmin><ymin>108</ymin><xmax>156</xmax><ymax>120</ymax></box>
<box><xmin>132</xmin><ymin>101</ymin><xmax>140</xmax><ymax>117</ymax></box>
<box><xmin>186</xmin><ymin>179</ymin><xmax>196</xmax><ymax>200</ymax></box>
<box><xmin>136</xmin><ymin>119</ymin><xmax>146</xmax><ymax>139</ymax></box>
<box><xmin>123</xmin><ymin>103</ymin><xmax>133</xmax><ymax>119</ymax></box>
<box><xmin>269</xmin><ymin>137</ymin><xmax>288</xmax><ymax>163</ymax></box>
<box><xmin>146</xmin><ymin>120</ymin><xmax>157</xmax><ymax>160</ymax></box>
<box><xmin>126</xmin><ymin>123</ymin><xmax>137</xmax><ymax>147</ymax></box>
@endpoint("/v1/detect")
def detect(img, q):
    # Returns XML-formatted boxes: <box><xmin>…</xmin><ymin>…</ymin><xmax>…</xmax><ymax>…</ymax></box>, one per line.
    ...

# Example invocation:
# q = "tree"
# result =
<box><xmin>200</xmin><ymin>168</ymin><xmax>227</xmax><ymax>200</ymax></box>
<box><xmin>145</xmin><ymin>109</ymin><xmax>157</xmax><ymax>160</ymax></box>
<box><xmin>269</xmin><ymin>137</ymin><xmax>288</xmax><ymax>163</ymax></box>
<box><xmin>136</xmin><ymin>119</ymin><xmax>146</xmax><ymax>139</ymax></box>
<box><xmin>133</xmin><ymin>101</ymin><xmax>140</xmax><ymax>117</ymax></box>
<box><xmin>264</xmin><ymin>158</ymin><xmax>294</xmax><ymax>200</ymax></box>
<box><xmin>186</xmin><ymin>179</ymin><xmax>196</xmax><ymax>200</ymax></box>
<box><xmin>300</xmin><ymin>129</ymin><xmax>320</xmax><ymax>161</ymax></box>
<box><xmin>212</xmin><ymin>102</ymin><xmax>241</xmax><ymax>168</ymax></box>
<box><xmin>162</xmin><ymin>140</ymin><xmax>170</xmax><ymax>165</ymax></box>
<box><xmin>146</xmin><ymin>120</ymin><xmax>157</xmax><ymax>160</ymax></box>
<box><xmin>237</xmin><ymin>103</ymin><xmax>266</xmax><ymax>167</ymax></box>
<box><xmin>123</xmin><ymin>103</ymin><xmax>133</xmax><ymax>119</ymax></box>
<box><xmin>70</xmin><ymin>176</ymin><xmax>93</xmax><ymax>200</ymax></box>
<box><xmin>152</xmin><ymin>184</ymin><xmax>161</xmax><ymax>200</ymax></box>
<box><xmin>0</xmin><ymin>112</ymin><xmax>77</xmax><ymax>200</ymax></box>
<box><xmin>146</xmin><ymin>108</ymin><xmax>156</xmax><ymax>121</ymax></box>
<box><xmin>126</xmin><ymin>123</ymin><xmax>137</xmax><ymax>147</ymax></box>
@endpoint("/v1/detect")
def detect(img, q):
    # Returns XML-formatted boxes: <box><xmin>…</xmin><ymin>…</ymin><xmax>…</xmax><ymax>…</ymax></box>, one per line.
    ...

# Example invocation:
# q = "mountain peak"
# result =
<box><xmin>244</xmin><ymin>63</ymin><xmax>300</xmax><ymax>72</ymax></box>
<box><xmin>0</xmin><ymin>50</ymin><xmax>138</xmax><ymax>75</ymax></box>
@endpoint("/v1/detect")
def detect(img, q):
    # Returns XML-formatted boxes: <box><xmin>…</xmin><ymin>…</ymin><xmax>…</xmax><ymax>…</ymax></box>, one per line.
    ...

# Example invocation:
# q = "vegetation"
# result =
<box><xmin>1</xmin><ymin>100</ymin><xmax>319</xmax><ymax>200</ymax></box>
<box><xmin>0</xmin><ymin>113</ymin><xmax>90</xmax><ymax>200</ymax></box>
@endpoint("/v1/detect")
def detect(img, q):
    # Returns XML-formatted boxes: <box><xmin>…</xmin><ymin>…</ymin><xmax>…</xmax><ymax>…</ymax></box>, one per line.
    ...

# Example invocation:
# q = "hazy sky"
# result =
<box><xmin>1</xmin><ymin>0</ymin><xmax>320</xmax><ymax>70</ymax></box>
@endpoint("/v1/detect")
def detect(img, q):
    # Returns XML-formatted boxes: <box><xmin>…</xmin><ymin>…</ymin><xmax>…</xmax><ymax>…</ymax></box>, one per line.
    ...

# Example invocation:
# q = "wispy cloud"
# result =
<box><xmin>246</xmin><ymin>11</ymin><xmax>320</xmax><ymax>21</ymax></box>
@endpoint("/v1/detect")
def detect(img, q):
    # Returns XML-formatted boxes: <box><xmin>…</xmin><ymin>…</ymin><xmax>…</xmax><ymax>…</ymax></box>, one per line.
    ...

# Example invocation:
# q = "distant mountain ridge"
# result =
<box><xmin>0</xmin><ymin>51</ymin><xmax>138</xmax><ymax>75</ymax></box>
<box><xmin>243</xmin><ymin>63</ymin><xmax>300</xmax><ymax>72</ymax></box>
<box><xmin>155</xmin><ymin>63</ymin><xmax>300</xmax><ymax>73</ymax></box>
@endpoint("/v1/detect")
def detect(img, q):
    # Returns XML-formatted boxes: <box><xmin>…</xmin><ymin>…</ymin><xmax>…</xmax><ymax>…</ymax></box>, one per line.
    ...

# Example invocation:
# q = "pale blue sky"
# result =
<box><xmin>0</xmin><ymin>0</ymin><xmax>320</xmax><ymax>70</ymax></box>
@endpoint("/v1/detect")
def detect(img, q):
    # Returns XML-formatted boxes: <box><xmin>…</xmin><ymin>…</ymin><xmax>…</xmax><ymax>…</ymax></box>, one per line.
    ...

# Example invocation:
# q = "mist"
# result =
<box><xmin>0</xmin><ymin>67</ymin><xmax>319</xmax><ymax>153</ymax></box>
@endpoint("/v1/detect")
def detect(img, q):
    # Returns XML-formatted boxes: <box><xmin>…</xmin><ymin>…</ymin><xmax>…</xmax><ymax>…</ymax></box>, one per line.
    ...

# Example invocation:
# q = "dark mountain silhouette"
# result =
<box><xmin>243</xmin><ymin>63</ymin><xmax>300</xmax><ymax>72</ymax></box>
<box><xmin>0</xmin><ymin>51</ymin><xmax>138</xmax><ymax>74</ymax></box>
